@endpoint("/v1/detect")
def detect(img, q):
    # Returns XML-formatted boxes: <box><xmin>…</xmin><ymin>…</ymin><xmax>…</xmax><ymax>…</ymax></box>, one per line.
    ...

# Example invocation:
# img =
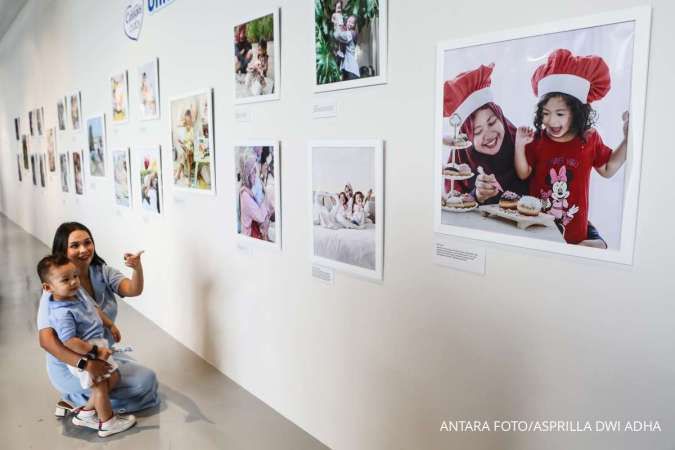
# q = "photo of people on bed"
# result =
<box><xmin>311</xmin><ymin>143</ymin><xmax>381</xmax><ymax>274</ymax></box>
<box><xmin>235</xmin><ymin>144</ymin><xmax>278</xmax><ymax>245</ymax></box>
<box><xmin>437</xmin><ymin>21</ymin><xmax>636</xmax><ymax>254</ymax></box>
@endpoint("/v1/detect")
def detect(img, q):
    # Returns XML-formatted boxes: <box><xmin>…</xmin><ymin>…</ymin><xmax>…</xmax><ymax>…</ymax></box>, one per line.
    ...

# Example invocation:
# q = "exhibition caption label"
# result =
<box><xmin>440</xmin><ymin>420</ymin><xmax>662</xmax><ymax>433</ymax></box>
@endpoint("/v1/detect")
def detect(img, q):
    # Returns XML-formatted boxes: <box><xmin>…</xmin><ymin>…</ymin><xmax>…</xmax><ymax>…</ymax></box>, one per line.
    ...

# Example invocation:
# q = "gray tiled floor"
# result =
<box><xmin>0</xmin><ymin>213</ymin><xmax>328</xmax><ymax>450</ymax></box>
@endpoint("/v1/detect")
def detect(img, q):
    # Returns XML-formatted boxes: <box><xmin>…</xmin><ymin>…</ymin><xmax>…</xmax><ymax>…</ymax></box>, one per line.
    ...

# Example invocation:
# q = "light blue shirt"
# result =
<box><xmin>48</xmin><ymin>291</ymin><xmax>104</xmax><ymax>343</ymax></box>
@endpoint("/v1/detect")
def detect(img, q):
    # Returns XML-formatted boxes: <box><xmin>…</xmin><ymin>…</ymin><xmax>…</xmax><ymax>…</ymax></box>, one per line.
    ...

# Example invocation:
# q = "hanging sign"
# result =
<box><xmin>124</xmin><ymin>0</ymin><xmax>144</xmax><ymax>41</ymax></box>
<box><xmin>147</xmin><ymin>0</ymin><xmax>176</xmax><ymax>14</ymax></box>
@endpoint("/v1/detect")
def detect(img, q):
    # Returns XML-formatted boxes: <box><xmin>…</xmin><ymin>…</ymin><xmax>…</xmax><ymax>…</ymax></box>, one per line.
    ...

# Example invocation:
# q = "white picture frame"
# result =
<box><xmin>69</xmin><ymin>91</ymin><xmax>82</xmax><ymax>130</ymax></box>
<box><xmin>110</xmin><ymin>70</ymin><xmax>130</xmax><ymax>124</ymax></box>
<box><xmin>433</xmin><ymin>7</ymin><xmax>651</xmax><ymax>265</ymax></box>
<box><xmin>313</xmin><ymin>0</ymin><xmax>388</xmax><ymax>93</ymax></box>
<box><xmin>169</xmin><ymin>89</ymin><xmax>216</xmax><ymax>194</ymax></box>
<box><xmin>308</xmin><ymin>139</ymin><xmax>384</xmax><ymax>280</ymax></box>
<box><xmin>59</xmin><ymin>152</ymin><xmax>70</xmax><ymax>193</ymax></box>
<box><xmin>138</xmin><ymin>58</ymin><xmax>161</xmax><ymax>121</ymax></box>
<box><xmin>86</xmin><ymin>114</ymin><xmax>107</xmax><ymax>177</ymax></box>
<box><xmin>72</xmin><ymin>150</ymin><xmax>85</xmax><ymax>195</ymax></box>
<box><xmin>234</xmin><ymin>140</ymin><xmax>281</xmax><ymax>250</ymax></box>
<box><xmin>112</xmin><ymin>148</ymin><xmax>133</xmax><ymax>208</ymax></box>
<box><xmin>233</xmin><ymin>8</ymin><xmax>281</xmax><ymax>105</ymax></box>
<box><xmin>135</xmin><ymin>146</ymin><xmax>164</xmax><ymax>215</ymax></box>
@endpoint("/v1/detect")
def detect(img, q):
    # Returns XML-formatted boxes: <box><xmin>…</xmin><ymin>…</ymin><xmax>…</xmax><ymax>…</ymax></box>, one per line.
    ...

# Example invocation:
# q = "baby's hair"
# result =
<box><xmin>37</xmin><ymin>254</ymin><xmax>71</xmax><ymax>283</ymax></box>
<box><xmin>259</xmin><ymin>39</ymin><xmax>267</xmax><ymax>50</ymax></box>
<box><xmin>534</xmin><ymin>92</ymin><xmax>596</xmax><ymax>142</ymax></box>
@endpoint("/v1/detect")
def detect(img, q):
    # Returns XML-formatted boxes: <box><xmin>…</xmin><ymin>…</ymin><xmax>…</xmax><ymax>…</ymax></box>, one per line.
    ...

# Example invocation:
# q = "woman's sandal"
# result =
<box><xmin>54</xmin><ymin>399</ymin><xmax>76</xmax><ymax>417</ymax></box>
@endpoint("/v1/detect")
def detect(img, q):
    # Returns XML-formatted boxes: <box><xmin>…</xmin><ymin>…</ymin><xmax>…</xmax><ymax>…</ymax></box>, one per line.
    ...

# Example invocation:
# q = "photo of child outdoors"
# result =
<box><xmin>170</xmin><ymin>90</ymin><xmax>214</xmax><ymax>193</ymax></box>
<box><xmin>137</xmin><ymin>147</ymin><xmax>162</xmax><ymax>214</ymax></box>
<box><xmin>87</xmin><ymin>115</ymin><xmax>106</xmax><ymax>177</ymax></box>
<box><xmin>113</xmin><ymin>148</ymin><xmax>132</xmax><ymax>208</ymax></box>
<box><xmin>314</xmin><ymin>0</ymin><xmax>387</xmax><ymax>91</ymax></box>
<box><xmin>234</xmin><ymin>143</ymin><xmax>280</xmax><ymax>247</ymax></box>
<box><xmin>234</xmin><ymin>11</ymin><xmax>279</xmax><ymax>103</ymax></box>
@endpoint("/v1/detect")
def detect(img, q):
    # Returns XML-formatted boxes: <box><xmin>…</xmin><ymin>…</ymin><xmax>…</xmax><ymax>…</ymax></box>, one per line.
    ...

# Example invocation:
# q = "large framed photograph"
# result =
<box><xmin>138</xmin><ymin>58</ymin><xmax>160</xmax><ymax>120</ymax></box>
<box><xmin>72</xmin><ymin>150</ymin><xmax>85</xmax><ymax>195</ymax></box>
<box><xmin>233</xmin><ymin>9</ymin><xmax>280</xmax><ymax>104</ymax></box>
<box><xmin>110</xmin><ymin>71</ymin><xmax>130</xmax><ymax>124</ymax></box>
<box><xmin>313</xmin><ymin>0</ymin><xmax>387</xmax><ymax>92</ymax></box>
<box><xmin>47</xmin><ymin>128</ymin><xmax>56</xmax><ymax>172</ymax></box>
<box><xmin>112</xmin><ymin>148</ymin><xmax>132</xmax><ymax>208</ymax></box>
<box><xmin>234</xmin><ymin>141</ymin><xmax>281</xmax><ymax>248</ymax></box>
<box><xmin>309</xmin><ymin>140</ymin><xmax>384</xmax><ymax>280</ymax></box>
<box><xmin>59</xmin><ymin>153</ymin><xmax>70</xmax><ymax>193</ymax></box>
<box><xmin>70</xmin><ymin>92</ymin><xmax>82</xmax><ymax>130</ymax></box>
<box><xmin>170</xmin><ymin>89</ymin><xmax>215</xmax><ymax>194</ymax></box>
<box><xmin>135</xmin><ymin>146</ymin><xmax>163</xmax><ymax>214</ymax></box>
<box><xmin>86</xmin><ymin>114</ymin><xmax>107</xmax><ymax>177</ymax></box>
<box><xmin>434</xmin><ymin>7</ymin><xmax>650</xmax><ymax>265</ymax></box>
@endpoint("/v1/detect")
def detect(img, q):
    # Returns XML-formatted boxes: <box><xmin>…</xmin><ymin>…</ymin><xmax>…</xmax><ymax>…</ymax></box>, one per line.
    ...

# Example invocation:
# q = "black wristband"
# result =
<box><xmin>88</xmin><ymin>344</ymin><xmax>98</xmax><ymax>360</ymax></box>
<box><xmin>77</xmin><ymin>357</ymin><xmax>88</xmax><ymax>371</ymax></box>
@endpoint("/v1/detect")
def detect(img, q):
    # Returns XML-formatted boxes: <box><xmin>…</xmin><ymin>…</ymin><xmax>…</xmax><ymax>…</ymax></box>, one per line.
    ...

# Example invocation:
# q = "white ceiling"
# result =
<box><xmin>0</xmin><ymin>0</ymin><xmax>29</xmax><ymax>42</ymax></box>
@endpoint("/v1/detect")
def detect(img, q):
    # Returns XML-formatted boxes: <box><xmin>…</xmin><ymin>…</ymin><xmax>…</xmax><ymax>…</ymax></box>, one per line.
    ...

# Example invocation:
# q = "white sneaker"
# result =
<box><xmin>98</xmin><ymin>414</ymin><xmax>136</xmax><ymax>437</ymax></box>
<box><xmin>71</xmin><ymin>410</ymin><xmax>99</xmax><ymax>430</ymax></box>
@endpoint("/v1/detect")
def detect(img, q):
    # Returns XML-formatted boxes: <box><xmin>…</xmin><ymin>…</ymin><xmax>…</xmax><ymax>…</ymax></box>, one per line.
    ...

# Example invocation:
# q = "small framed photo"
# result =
<box><xmin>72</xmin><ymin>150</ymin><xmax>85</xmax><ymax>195</ymax></box>
<box><xmin>70</xmin><ymin>92</ymin><xmax>82</xmax><ymax>130</ymax></box>
<box><xmin>28</xmin><ymin>110</ymin><xmax>34</xmax><ymax>136</ymax></box>
<box><xmin>36</xmin><ymin>107</ymin><xmax>44</xmax><ymax>136</ymax></box>
<box><xmin>135</xmin><ymin>146</ymin><xmax>163</xmax><ymax>214</ymax></box>
<box><xmin>233</xmin><ymin>9</ymin><xmax>280</xmax><ymax>104</ymax></box>
<box><xmin>112</xmin><ymin>148</ymin><xmax>132</xmax><ymax>208</ymax></box>
<box><xmin>57</xmin><ymin>97</ymin><xmax>67</xmax><ymax>131</ymax></box>
<box><xmin>59</xmin><ymin>153</ymin><xmax>70</xmax><ymax>193</ymax></box>
<box><xmin>39</xmin><ymin>154</ymin><xmax>46</xmax><ymax>187</ymax></box>
<box><xmin>434</xmin><ymin>7</ymin><xmax>651</xmax><ymax>265</ymax></box>
<box><xmin>86</xmin><ymin>114</ymin><xmax>107</xmax><ymax>177</ymax></box>
<box><xmin>14</xmin><ymin>117</ymin><xmax>20</xmax><ymax>141</ymax></box>
<box><xmin>110</xmin><ymin>70</ymin><xmax>130</xmax><ymax>124</ymax></box>
<box><xmin>313</xmin><ymin>0</ymin><xmax>388</xmax><ymax>92</ymax></box>
<box><xmin>138</xmin><ymin>58</ymin><xmax>160</xmax><ymax>120</ymax></box>
<box><xmin>16</xmin><ymin>154</ymin><xmax>22</xmax><ymax>182</ymax></box>
<box><xmin>170</xmin><ymin>89</ymin><xmax>215</xmax><ymax>194</ymax></box>
<box><xmin>47</xmin><ymin>128</ymin><xmax>57</xmax><ymax>172</ymax></box>
<box><xmin>234</xmin><ymin>141</ymin><xmax>281</xmax><ymax>249</ymax></box>
<box><xmin>30</xmin><ymin>154</ymin><xmax>37</xmax><ymax>186</ymax></box>
<box><xmin>309</xmin><ymin>139</ymin><xmax>384</xmax><ymax>280</ymax></box>
<box><xmin>21</xmin><ymin>135</ymin><xmax>29</xmax><ymax>169</ymax></box>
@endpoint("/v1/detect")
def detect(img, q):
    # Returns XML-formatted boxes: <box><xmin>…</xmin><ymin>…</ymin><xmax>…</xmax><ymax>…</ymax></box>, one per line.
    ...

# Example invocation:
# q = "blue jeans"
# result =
<box><xmin>46</xmin><ymin>353</ymin><xmax>159</xmax><ymax>413</ymax></box>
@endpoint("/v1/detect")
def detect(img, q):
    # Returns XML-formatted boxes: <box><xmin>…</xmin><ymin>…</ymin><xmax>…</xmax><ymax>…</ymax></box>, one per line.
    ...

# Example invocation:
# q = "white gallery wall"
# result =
<box><xmin>1</xmin><ymin>1</ymin><xmax>674</xmax><ymax>449</ymax></box>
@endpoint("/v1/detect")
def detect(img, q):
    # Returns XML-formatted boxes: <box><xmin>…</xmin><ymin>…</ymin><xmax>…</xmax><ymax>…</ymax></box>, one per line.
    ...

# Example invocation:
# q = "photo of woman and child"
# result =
<box><xmin>234</xmin><ymin>12</ymin><xmax>278</xmax><ymax>102</ymax></box>
<box><xmin>170</xmin><ymin>91</ymin><xmax>214</xmax><ymax>192</ymax></box>
<box><xmin>311</xmin><ymin>142</ymin><xmax>383</xmax><ymax>278</ymax></box>
<box><xmin>137</xmin><ymin>148</ymin><xmax>162</xmax><ymax>214</ymax></box>
<box><xmin>110</xmin><ymin>72</ymin><xmax>129</xmax><ymax>123</ymax></box>
<box><xmin>235</xmin><ymin>144</ymin><xmax>279</xmax><ymax>245</ymax></box>
<box><xmin>72</xmin><ymin>151</ymin><xmax>84</xmax><ymax>195</ymax></box>
<box><xmin>314</xmin><ymin>0</ymin><xmax>386</xmax><ymax>89</ymax></box>
<box><xmin>437</xmin><ymin>21</ymin><xmax>637</xmax><ymax>257</ymax></box>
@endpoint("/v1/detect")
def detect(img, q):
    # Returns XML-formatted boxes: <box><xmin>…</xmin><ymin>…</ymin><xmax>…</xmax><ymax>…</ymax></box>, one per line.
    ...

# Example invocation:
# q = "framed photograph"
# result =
<box><xmin>234</xmin><ymin>141</ymin><xmax>281</xmax><ymax>248</ymax></box>
<box><xmin>135</xmin><ymin>146</ymin><xmax>163</xmax><ymax>214</ymax></box>
<box><xmin>112</xmin><ymin>148</ymin><xmax>132</xmax><ymax>208</ymax></box>
<box><xmin>313</xmin><ymin>0</ymin><xmax>388</xmax><ymax>92</ymax></box>
<box><xmin>309</xmin><ymin>139</ymin><xmax>384</xmax><ymax>280</ymax></box>
<box><xmin>170</xmin><ymin>89</ymin><xmax>215</xmax><ymax>193</ymax></box>
<box><xmin>36</xmin><ymin>107</ymin><xmax>44</xmax><ymax>136</ymax></box>
<box><xmin>16</xmin><ymin>154</ymin><xmax>22</xmax><ymax>182</ymax></box>
<box><xmin>30</xmin><ymin>154</ymin><xmax>37</xmax><ymax>186</ymax></box>
<box><xmin>70</xmin><ymin>92</ymin><xmax>82</xmax><ymax>130</ymax></box>
<box><xmin>72</xmin><ymin>150</ymin><xmax>85</xmax><ymax>195</ymax></box>
<box><xmin>434</xmin><ymin>7</ymin><xmax>651</xmax><ymax>265</ymax></box>
<box><xmin>47</xmin><ymin>128</ymin><xmax>56</xmax><ymax>172</ymax></box>
<box><xmin>14</xmin><ymin>117</ymin><xmax>20</xmax><ymax>140</ymax></box>
<box><xmin>21</xmin><ymin>135</ymin><xmax>29</xmax><ymax>169</ymax></box>
<box><xmin>234</xmin><ymin>9</ymin><xmax>280</xmax><ymax>104</ymax></box>
<box><xmin>110</xmin><ymin>71</ymin><xmax>130</xmax><ymax>124</ymax></box>
<box><xmin>39</xmin><ymin>154</ymin><xmax>46</xmax><ymax>187</ymax></box>
<box><xmin>59</xmin><ymin>153</ymin><xmax>70</xmax><ymax>193</ymax></box>
<box><xmin>57</xmin><ymin>97</ymin><xmax>67</xmax><ymax>131</ymax></box>
<box><xmin>138</xmin><ymin>58</ymin><xmax>160</xmax><ymax>120</ymax></box>
<box><xmin>28</xmin><ymin>110</ymin><xmax>34</xmax><ymax>136</ymax></box>
<box><xmin>86</xmin><ymin>114</ymin><xmax>107</xmax><ymax>177</ymax></box>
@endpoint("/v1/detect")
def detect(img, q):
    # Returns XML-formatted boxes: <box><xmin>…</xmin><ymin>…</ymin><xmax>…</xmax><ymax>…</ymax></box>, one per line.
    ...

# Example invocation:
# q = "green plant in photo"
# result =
<box><xmin>246</xmin><ymin>14</ymin><xmax>274</xmax><ymax>43</ymax></box>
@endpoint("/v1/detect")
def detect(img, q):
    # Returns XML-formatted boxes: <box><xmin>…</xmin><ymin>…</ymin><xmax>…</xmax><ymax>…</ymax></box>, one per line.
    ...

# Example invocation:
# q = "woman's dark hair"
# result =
<box><xmin>534</xmin><ymin>92</ymin><xmax>596</xmax><ymax>142</ymax></box>
<box><xmin>51</xmin><ymin>222</ymin><xmax>106</xmax><ymax>266</ymax></box>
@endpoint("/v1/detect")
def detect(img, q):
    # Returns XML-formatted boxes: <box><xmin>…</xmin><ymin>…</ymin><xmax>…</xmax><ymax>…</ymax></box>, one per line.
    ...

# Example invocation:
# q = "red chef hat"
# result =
<box><xmin>443</xmin><ymin>63</ymin><xmax>495</xmax><ymax>125</ymax></box>
<box><xmin>531</xmin><ymin>48</ymin><xmax>611</xmax><ymax>104</ymax></box>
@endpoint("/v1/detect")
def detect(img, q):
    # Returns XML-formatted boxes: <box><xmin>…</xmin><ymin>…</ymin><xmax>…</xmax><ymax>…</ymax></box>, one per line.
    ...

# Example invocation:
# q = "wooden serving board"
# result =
<box><xmin>478</xmin><ymin>204</ymin><xmax>556</xmax><ymax>230</ymax></box>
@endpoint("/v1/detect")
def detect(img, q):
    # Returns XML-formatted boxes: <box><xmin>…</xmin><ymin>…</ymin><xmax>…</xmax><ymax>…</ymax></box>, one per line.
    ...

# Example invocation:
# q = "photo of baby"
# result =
<box><xmin>138</xmin><ymin>59</ymin><xmax>160</xmax><ymax>120</ymax></box>
<box><xmin>310</xmin><ymin>140</ymin><xmax>384</xmax><ymax>280</ymax></box>
<box><xmin>170</xmin><ymin>90</ymin><xmax>215</xmax><ymax>193</ymax></box>
<box><xmin>234</xmin><ymin>143</ymin><xmax>280</xmax><ymax>247</ymax></box>
<box><xmin>314</xmin><ymin>0</ymin><xmax>387</xmax><ymax>91</ymax></box>
<box><xmin>136</xmin><ymin>147</ymin><xmax>162</xmax><ymax>214</ymax></box>
<box><xmin>72</xmin><ymin>151</ymin><xmax>84</xmax><ymax>195</ymax></box>
<box><xmin>110</xmin><ymin>71</ymin><xmax>129</xmax><ymax>124</ymax></box>
<box><xmin>113</xmin><ymin>148</ymin><xmax>132</xmax><ymax>208</ymax></box>
<box><xmin>234</xmin><ymin>10</ymin><xmax>279</xmax><ymax>103</ymax></box>
<box><xmin>59</xmin><ymin>153</ymin><xmax>69</xmax><ymax>193</ymax></box>
<box><xmin>86</xmin><ymin>115</ymin><xmax>106</xmax><ymax>177</ymax></box>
